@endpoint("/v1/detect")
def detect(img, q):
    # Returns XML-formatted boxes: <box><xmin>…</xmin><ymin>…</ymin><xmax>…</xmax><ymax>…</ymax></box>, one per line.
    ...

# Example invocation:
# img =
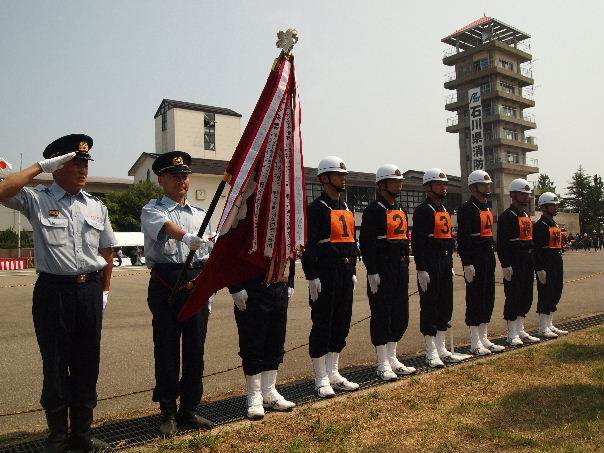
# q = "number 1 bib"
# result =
<box><xmin>330</xmin><ymin>210</ymin><xmax>355</xmax><ymax>243</ymax></box>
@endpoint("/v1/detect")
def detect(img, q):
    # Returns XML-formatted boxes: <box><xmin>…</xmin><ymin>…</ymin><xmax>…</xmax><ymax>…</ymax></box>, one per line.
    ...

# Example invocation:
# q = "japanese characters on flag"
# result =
<box><xmin>468</xmin><ymin>87</ymin><xmax>485</xmax><ymax>171</ymax></box>
<box><xmin>178</xmin><ymin>53</ymin><xmax>306</xmax><ymax>321</ymax></box>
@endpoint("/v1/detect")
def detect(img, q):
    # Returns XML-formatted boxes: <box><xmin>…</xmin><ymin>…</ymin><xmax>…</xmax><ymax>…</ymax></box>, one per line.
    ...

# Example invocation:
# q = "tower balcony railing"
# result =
<box><xmin>449</xmin><ymin>108</ymin><xmax>536</xmax><ymax>128</ymax></box>
<box><xmin>444</xmin><ymin>59</ymin><xmax>535</xmax><ymax>82</ymax></box>
<box><xmin>442</xmin><ymin>39</ymin><xmax>532</xmax><ymax>59</ymax></box>
<box><xmin>446</xmin><ymin>116</ymin><xmax>459</xmax><ymax>127</ymax></box>
<box><xmin>483</xmin><ymin>156</ymin><xmax>539</xmax><ymax>169</ymax></box>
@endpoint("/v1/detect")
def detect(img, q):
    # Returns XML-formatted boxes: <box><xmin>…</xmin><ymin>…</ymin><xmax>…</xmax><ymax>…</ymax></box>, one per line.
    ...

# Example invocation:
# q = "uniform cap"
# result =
<box><xmin>152</xmin><ymin>151</ymin><xmax>192</xmax><ymax>175</ymax></box>
<box><xmin>43</xmin><ymin>134</ymin><xmax>94</xmax><ymax>161</ymax></box>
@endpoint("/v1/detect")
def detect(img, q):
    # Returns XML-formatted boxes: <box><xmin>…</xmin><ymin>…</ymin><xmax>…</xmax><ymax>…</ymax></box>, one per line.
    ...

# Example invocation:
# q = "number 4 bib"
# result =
<box><xmin>330</xmin><ymin>210</ymin><xmax>355</xmax><ymax>243</ymax></box>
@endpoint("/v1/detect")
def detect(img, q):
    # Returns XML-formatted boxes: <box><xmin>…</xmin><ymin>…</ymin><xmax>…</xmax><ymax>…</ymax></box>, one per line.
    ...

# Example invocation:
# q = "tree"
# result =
<box><xmin>0</xmin><ymin>228</ymin><xmax>34</xmax><ymax>248</ymax></box>
<box><xmin>101</xmin><ymin>181</ymin><xmax>163</xmax><ymax>232</ymax></box>
<box><xmin>587</xmin><ymin>174</ymin><xmax>604</xmax><ymax>233</ymax></box>
<box><xmin>536</xmin><ymin>173</ymin><xmax>556</xmax><ymax>194</ymax></box>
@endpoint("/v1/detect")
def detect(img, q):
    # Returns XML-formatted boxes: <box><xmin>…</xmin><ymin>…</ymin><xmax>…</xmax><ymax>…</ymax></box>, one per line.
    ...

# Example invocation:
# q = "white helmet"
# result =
<box><xmin>538</xmin><ymin>192</ymin><xmax>560</xmax><ymax>207</ymax></box>
<box><xmin>376</xmin><ymin>164</ymin><xmax>404</xmax><ymax>183</ymax></box>
<box><xmin>317</xmin><ymin>156</ymin><xmax>348</xmax><ymax>176</ymax></box>
<box><xmin>468</xmin><ymin>170</ymin><xmax>492</xmax><ymax>187</ymax></box>
<box><xmin>509</xmin><ymin>178</ymin><xmax>532</xmax><ymax>194</ymax></box>
<box><xmin>423</xmin><ymin>168</ymin><xmax>448</xmax><ymax>185</ymax></box>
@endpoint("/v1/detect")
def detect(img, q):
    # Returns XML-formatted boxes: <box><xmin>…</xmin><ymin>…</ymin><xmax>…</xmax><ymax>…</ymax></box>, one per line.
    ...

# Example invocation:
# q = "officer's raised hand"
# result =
<box><xmin>38</xmin><ymin>152</ymin><xmax>77</xmax><ymax>173</ymax></box>
<box><xmin>417</xmin><ymin>270</ymin><xmax>430</xmax><ymax>292</ymax></box>
<box><xmin>308</xmin><ymin>278</ymin><xmax>321</xmax><ymax>302</ymax></box>
<box><xmin>232</xmin><ymin>289</ymin><xmax>248</xmax><ymax>311</ymax></box>
<box><xmin>367</xmin><ymin>274</ymin><xmax>380</xmax><ymax>294</ymax></box>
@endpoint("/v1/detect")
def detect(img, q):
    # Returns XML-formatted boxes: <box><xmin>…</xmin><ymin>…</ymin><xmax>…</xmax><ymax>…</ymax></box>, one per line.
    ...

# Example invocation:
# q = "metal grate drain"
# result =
<box><xmin>2</xmin><ymin>313</ymin><xmax>603</xmax><ymax>453</ymax></box>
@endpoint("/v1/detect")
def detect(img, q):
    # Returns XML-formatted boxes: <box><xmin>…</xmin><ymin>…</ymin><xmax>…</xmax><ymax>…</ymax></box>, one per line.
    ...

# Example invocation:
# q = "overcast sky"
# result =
<box><xmin>1</xmin><ymin>1</ymin><xmax>602</xmax><ymax>194</ymax></box>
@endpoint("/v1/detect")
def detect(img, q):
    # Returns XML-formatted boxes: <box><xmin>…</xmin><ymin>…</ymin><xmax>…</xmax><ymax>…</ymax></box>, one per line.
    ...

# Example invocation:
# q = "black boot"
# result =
<box><xmin>43</xmin><ymin>408</ymin><xmax>68</xmax><ymax>453</ymax></box>
<box><xmin>159</xmin><ymin>400</ymin><xmax>177</xmax><ymax>436</ymax></box>
<box><xmin>69</xmin><ymin>406</ymin><xmax>110</xmax><ymax>452</ymax></box>
<box><xmin>176</xmin><ymin>407</ymin><xmax>215</xmax><ymax>430</ymax></box>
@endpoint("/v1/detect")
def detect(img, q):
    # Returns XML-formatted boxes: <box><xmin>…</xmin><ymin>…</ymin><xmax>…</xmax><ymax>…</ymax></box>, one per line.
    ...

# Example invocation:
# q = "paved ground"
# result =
<box><xmin>0</xmin><ymin>251</ymin><xmax>602</xmax><ymax>436</ymax></box>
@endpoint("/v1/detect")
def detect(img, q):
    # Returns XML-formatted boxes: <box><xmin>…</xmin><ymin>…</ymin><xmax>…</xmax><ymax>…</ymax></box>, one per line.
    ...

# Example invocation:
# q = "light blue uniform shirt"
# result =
<box><xmin>2</xmin><ymin>182</ymin><xmax>116</xmax><ymax>275</ymax></box>
<box><xmin>141</xmin><ymin>196</ymin><xmax>212</xmax><ymax>268</ymax></box>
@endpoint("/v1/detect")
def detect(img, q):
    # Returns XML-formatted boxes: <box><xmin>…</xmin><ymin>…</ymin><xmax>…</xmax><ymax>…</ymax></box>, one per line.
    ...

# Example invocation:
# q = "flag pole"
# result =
<box><xmin>168</xmin><ymin>173</ymin><xmax>230</xmax><ymax>305</ymax></box>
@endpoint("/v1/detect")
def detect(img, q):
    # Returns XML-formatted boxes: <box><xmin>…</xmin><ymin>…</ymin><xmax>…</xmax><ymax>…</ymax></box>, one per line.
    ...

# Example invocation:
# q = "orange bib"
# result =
<box><xmin>386</xmin><ymin>210</ymin><xmax>408</xmax><ymax>240</ymax></box>
<box><xmin>433</xmin><ymin>212</ymin><xmax>453</xmax><ymax>239</ymax></box>
<box><xmin>480</xmin><ymin>210</ymin><xmax>494</xmax><ymax>237</ymax></box>
<box><xmin>330</xmin><ymin>210</ymin><xmax>355</xmax><ymax>243</ymax></box>
<box><xmin>548</xmin><ymin>226</ymin><xmax>562</xmax><ymax>249</ymax></box>
<box><xmin>518</xmin><ymin>216</ymin><xmax>533</xmax><ymax>241</ymax></box>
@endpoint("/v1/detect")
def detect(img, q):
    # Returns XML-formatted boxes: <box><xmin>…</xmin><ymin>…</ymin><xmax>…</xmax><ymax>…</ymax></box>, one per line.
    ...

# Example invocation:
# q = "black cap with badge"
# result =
<box><xmin>152</xmin><ymin>151</ymin><xmax>192</xmax><ymax>176</ymax></box>
<box><xmin>43</xmin><ymin>134</ymin><xmax>94</xmax><ymax>161</ymax></box>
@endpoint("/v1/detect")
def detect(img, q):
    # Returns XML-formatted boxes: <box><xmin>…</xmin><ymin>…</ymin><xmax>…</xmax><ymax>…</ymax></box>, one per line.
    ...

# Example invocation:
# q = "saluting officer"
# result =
<box><xmin>457</xmin><ymin>170</ymin><xmax>505</xmax><ymax>355</ymax></box>
<box><xmin>0</xmin><ymin>135</ymin><xmax>115</xmax><ymax>453</ymax></box>
<box><xmin>302</xmin><ymin>156</ymin><xmax>359</xmax><ymax>398</ymax></box>
<box><xmin>360</xmin><ymin>164</ymin><xmax>416</xmax><ymax>381</ymax></box>
<box><xmin>412</xmin><ymin>168</ymin><xmax>465</xmax><ymax>368</ymax></box>
<box><xmin>497</xmin><ymin>178</ymin><xmax>540</xmax><ymax>345</ymax></box>
<box><xmin>534</xmin><ymin>192</ymin><xmax>568</xmax><ymax>338</ymax></box>
<box><xmin>141</xmin><ymin>151</ymin><xmax>214</xmax><ymax>435</ymax></box>
<box><xmin>230</xmin><ymin>260</ymin><xmax>296</xmax><ymax>420</ymax></box>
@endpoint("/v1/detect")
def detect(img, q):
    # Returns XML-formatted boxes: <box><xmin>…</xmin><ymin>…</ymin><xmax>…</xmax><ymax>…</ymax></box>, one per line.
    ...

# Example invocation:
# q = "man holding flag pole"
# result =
<box><xmin>177</xmin><ymin>29</ymin><xmax>307</xmax><ymax>417</ymax></box>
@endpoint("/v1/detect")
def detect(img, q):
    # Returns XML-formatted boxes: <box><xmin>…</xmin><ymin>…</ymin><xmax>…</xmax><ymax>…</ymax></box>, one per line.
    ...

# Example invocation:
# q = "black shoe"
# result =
<box><xmin>176</xmin><ymin>411</ymin><xmax>215</xmax><ymax>430</ymax></box>
<box><xmin>69</xmin><ymin>407</ymin><xmax>110</xmax><ymax>452</ymax></box>
<box><xmin>43</xmin><ymin>409</ymin><xmax>68</xmax><ymax>453</ymax></box>
<box><xmin>159</xmin><ymin>414</ymin><xmax>177</xmax><ymax>436</ymax></box>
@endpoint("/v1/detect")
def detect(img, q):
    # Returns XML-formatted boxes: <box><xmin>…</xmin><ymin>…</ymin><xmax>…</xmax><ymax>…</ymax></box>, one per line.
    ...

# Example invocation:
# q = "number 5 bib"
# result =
<box><xmin>330</xmin><ymin>210</ymin><xmax>355</xmax><ymax>243</ymax></box>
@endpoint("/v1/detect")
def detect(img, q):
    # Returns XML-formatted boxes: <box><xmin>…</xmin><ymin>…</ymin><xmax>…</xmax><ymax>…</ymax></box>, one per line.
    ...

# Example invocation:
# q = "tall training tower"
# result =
<box><xmin>442</xmin><ymin>16</ymin><xmax>538</xmax><ymax>216</ymax></box>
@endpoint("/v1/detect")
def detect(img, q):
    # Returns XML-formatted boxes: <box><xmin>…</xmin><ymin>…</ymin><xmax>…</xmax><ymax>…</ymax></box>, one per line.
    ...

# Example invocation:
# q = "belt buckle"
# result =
<box><xmin>76</xmin><ymin>274</ymin><xmax>87</xmax><ymax>284</ymax></box>
<box><xmin>186</xmin><ymin>281</ymin><xmax>194</xmax><ymax>290</ymax></box>
<box><xmin>343</xmin><ymin>257</ymin><xmax>350</xmax><ymax>264</ymax></box>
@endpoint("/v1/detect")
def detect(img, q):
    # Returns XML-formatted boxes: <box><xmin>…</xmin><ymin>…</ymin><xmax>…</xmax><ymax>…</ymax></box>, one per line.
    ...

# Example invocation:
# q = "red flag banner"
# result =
<box><xmin>0</xmin><ymin>158</ymin><xmax>13</xmax><ymax>172</ymax></box>
<box><xmin>178</xmin><ymin>54</ymin><xmax>306</xmax><ymax>321</ymax></box>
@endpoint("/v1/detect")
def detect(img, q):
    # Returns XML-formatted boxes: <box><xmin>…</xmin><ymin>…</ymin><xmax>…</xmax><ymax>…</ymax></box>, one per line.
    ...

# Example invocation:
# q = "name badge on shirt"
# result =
<box><xmin>48</xmin><ymin>209</ymin><xmax>60</xmax><ymax>217</ymax></box>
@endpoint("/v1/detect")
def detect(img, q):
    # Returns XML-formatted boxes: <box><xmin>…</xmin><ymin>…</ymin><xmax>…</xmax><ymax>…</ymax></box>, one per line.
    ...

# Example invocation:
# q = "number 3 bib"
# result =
<box><xmin>330</xmin><ymin>210</ymin><xmax>355</xmax><ymax>243</ymax></box>
<box><xmin>433</xmin><ymin>212</ymin><xmax>453</xmax><ymax>239</ymax></box>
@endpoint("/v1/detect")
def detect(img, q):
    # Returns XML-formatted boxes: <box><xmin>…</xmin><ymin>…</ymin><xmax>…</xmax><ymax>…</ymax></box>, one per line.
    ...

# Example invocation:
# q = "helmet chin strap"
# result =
<box><xmin>327</xmin><ymin>173</ymin><xmax>346</xmax><ymax>193</ymax></box>
<box><xmin>427</xmin><ymin>183</ymin><xmax>446</xmax><ymax>201</ymax></box>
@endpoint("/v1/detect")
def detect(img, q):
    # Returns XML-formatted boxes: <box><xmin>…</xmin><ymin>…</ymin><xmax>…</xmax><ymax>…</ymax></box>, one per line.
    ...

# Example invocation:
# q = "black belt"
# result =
<box><xmin>39</xmin><ymin>271</ymin><xmax>101</xmax><ymax>284</ymax></box>
<box><xmin>152</xmin><ymin>262</ymin><xmax>204</xmax><ymax>271</ymax></box>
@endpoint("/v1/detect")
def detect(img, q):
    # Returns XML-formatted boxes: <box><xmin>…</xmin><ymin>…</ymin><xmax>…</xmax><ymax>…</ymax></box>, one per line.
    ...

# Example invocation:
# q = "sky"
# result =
<box><xmin>1</xmin><ymin>0</ymin><xmax>602</xmax><ymax>195</ymax></box>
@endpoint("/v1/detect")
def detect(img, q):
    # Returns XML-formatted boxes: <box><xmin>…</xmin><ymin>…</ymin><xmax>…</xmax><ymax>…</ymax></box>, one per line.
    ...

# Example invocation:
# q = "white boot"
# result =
<box><xmin>245</xmin><ymin>373</ymin><xmax>265</xmax><ymax>419</ymax></box>
<box><xmin>479</xmin><ymin>323</ymin><xmax>505</xmax><ymax>352</ymax></box>
<box><xmin>435</xmin><ymin>330</ymin><xmax>464</xmax><ymax>363</ymax></box>
<box><xmin>424</xmin><ymin>336</ymin><xmax>444</xmax><ymax>368</ymax></box>
<box><xmin>387</xmin><ymin>342</ymin><xmax>416</xmax><ymax>375</ymax></box>
<box><xmin>261</xmin><ymin>370</ymin><xmax>295</xmax><ymax>411</ymax></box>
<box><xmin>538</xmin><ymin>313</ymin><xmax>558</xmax><ymax>338</ymax></box>
<box><xmin>549</xmin><ymin>314</ymin><xmax>568</xmax><ymax>335</ymax></box>
<box><xmin>375</xmin><ymin>345</ymin><xmax>398</xmax><ymax>381</ymax></box>
<box><xmin>326</xmin><ymin>352</ymin><xmax>359</xmax><ymax>391</ymax></box>
<box><xmin>506</xmin><ymin>319</ymin><xmax>523</xmax><ymax>346</ymax></box>
<box><xmin>312</xmin><ymin>356</ymin><xmax>335</xmax><ymax>398</ymax></box>
<box><xmin>469</xmin><ymin>326</ymin><xmax>491</xmax><ymax>356</ymax></box>
<box><xmin>517</xmin><ymin>316</ymin><xmax>540</xmax><ymax>343</ymax></box>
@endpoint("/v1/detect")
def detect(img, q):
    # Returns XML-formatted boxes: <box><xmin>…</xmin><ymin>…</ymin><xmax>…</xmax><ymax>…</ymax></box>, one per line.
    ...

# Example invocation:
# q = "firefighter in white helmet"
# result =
<box><xmin>360</xmin><ymin>164</ymin><xmax>416</xmax><ymax>381</ymax></box>
<box><xmin>496</xmin><ymin>178</ymin><xmax>540</xmax><ymax>345</ymax></box>
<box><xmin>302</xmin><ymin>156</ymin><xmax>359</xmax><ymax>397</ymax></box>
<box><xmin>457</xmin><ymin>170</ymin><xmax>505</xmax><ymax>355</ymax></box>
<box><xmin>534</xmin><ymin>192</ymin><xmax>568</xmax><ymax>337</ymax></box>
<box><xmin>412</xmin><ymin>168</ymin><xmax>467</xmax><ymax>367</ymax></box>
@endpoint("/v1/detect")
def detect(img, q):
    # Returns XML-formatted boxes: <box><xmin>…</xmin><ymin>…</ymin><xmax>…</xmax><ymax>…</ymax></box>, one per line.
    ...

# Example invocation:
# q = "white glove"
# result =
<box><xmin>367</xmin><ymin>274</ymin><xmax>380</xmax><ymax>294</ymax></box>
<box><xmin>232</xmin><ymin>289</ymin><xmax>248</xmax><ymax>311</ymax></box>
<box><xmin>352</xmin><ymin>274</ymin><xmax>357</xmax><ymax>291</ymax></box>
<box><xmin>463</xmin><ymin>265</ymin><xmax>475</xmax><ymax>284</ymax></box>
<box><xmin>38</xmin><ymin>152</ymin><xmax>76</xmax><ymax>173</ymax></box>
<box><xmin>102</xmin><ymin>291</ymin><xmax>109</xmax><ymax>310</ymax></box>
<box><xmin>308</xmin><ymin>278</ymin><xmax>321</xmax><ymax>302</ymax></box>
<box><xmin>417</xmin><ymin>270</ymin><xmax>430</xmax><ymax>292</ymax></box>
<box><xmin>502</xmin><ymin>266</ymin><xmax>513</xmax><ymax>282</ymax></box>
<box><xmin>452</xmin><ymin>267</ymin><xmax>456</xmax><ymax>277</ymax></box>
<box><xmin>287</xmin><ymin>287</ymin><xmax>294</xmax><ymax>300</ymax></box>
<box><xmin>207</xmin><ymin>293</ymin><xmax>216</xmax><ymax>314</ymax></box>
<box><xmin>536</xmin><ymin>270</ymin><xmax>546</xmax><ymax>285</ymax></box>
<box><xmin>182</xmin><ymin>233</ymin><xmax>207</xmax><ymax>251</ymax></box>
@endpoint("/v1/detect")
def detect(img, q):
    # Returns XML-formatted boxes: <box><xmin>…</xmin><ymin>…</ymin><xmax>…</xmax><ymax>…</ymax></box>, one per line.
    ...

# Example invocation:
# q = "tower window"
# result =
<box><xmin>204</xmin><ymin>113</ymin><xmax>216</xmax><ymax>151</ymax></box>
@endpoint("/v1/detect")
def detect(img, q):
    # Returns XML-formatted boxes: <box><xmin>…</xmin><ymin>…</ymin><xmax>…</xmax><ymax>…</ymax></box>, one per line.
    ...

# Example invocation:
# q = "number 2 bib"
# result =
<box><xmin>433</xmin><ymin>212</ymin><xmax>453</xmax><ymax>239</ymax></box>
<box><xmin>386</xmin><ymin>210</ymin><xmax>408</xmax><ymax>240</ymax></box>
<box><xmin>330</xmin><ymin>210</ymin><xmax>355</xmax><ymax>243</ymax></box>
